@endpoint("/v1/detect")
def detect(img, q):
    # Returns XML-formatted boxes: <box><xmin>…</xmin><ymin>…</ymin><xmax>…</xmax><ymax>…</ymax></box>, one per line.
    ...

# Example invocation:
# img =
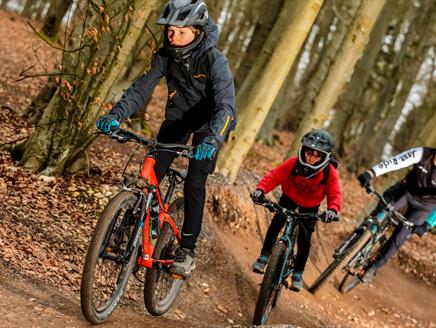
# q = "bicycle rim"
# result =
<box><xmin>253</xmin><ymin>242</ymin><xmax>286</xmax><ymax>326</ymax></box>
<box><xmin>81</xmin><ymin>191</ymin><xmax>140</xmax><ymax>323</ymax></box>
<box><xmin>144</xmin><ymin>197</ymin><xmax>184</xmax><ymax>316</ymax></box>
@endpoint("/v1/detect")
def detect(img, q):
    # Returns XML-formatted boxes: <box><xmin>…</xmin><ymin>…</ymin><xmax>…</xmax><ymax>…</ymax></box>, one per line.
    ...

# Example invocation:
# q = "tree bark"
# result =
<box><xmin>41</xmin><ymin>0</ymin><xmax>73</xmax><ymax>38</ymax></box>
<box><xmin>217</xmin><ymin>0</ymin><xmax>324</xmax><ymax>182</ymax></box>
<box><xmin>20</xmin><ymin>0</ymin><xmax>158</xmax><ymax>175</ymax></box>
<box><xmin>298</xmin><ymin>0</ymin><xmax>361</xmax><ymax>130</ymax></box>
<box><xmin>233</xmin><ymin>0</ymin><xmax>283</xmax><ymax>88</ymax></box>
<box><xmin>328</xmin><ymin>2</ymin><xmax>392</xmax><ymax>154</ymax></box>
<box><xmin>352</xmin><ymin>0</ymin><xmax>435</xmax><ymax>168</ymax></box>
<box><xmin>288</xmin><ymin>0</ymin><xmax>386</xmax><ymax>156</ymax></box>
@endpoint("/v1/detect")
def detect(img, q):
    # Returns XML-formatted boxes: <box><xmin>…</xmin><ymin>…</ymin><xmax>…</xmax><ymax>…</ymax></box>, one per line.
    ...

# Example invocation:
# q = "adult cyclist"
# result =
<box><xmin>357</xmin><ymin>147</ymin><xmax>436</xmax><ymax>282</ymax></box>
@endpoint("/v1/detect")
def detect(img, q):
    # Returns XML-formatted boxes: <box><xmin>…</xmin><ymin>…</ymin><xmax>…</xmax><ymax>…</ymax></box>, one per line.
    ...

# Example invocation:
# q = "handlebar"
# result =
<box><xmin>103</xmin><ymin>128</ymin><xmax>194</xmax><ymax>159</ymax></box>
<box><xmin>363</xmin><ymin>184</ymin><xmax>414</xmax><ymax>229</ymax></box>
<box><xmin>253</xmin><ymin>197</ymin><xmax>339</xmax><ymax>222</ymax></box>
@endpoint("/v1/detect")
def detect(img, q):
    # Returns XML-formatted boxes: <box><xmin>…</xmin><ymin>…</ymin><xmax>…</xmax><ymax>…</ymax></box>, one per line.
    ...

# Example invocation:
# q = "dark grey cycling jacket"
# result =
<box><xmin>109</xmin><ymin>17</ymin><xmax>236</xmax><ymax>147</ymax></box>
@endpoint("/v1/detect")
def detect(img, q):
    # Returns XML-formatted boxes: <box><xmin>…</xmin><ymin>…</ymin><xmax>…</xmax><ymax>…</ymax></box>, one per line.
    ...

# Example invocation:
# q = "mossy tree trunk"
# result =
<box><xmin>19</xmin><ymin>0</ymin><xmax>158</xmax><ymax>176</ymax></box>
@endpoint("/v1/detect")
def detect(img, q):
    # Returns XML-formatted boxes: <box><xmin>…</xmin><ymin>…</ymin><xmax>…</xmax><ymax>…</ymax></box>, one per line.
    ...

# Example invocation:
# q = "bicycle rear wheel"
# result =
<box><xmin>81</xmin><ymin>191</ymin><xmax>141</xmax><ymax>323</ymax></box>
<box><xmin>252</xmin><ymin>242</ymin><xmax>286</xmax><ymax>326</ymax></box>
<box><xmin>309</xmin><ymin>229</ymin><xmax>371</xmax><ymax>294</ymax></box>
<box><xmin>143</xmin><ymin>197</ymin><xmax>184</xmax><ymax>316</ymax></box>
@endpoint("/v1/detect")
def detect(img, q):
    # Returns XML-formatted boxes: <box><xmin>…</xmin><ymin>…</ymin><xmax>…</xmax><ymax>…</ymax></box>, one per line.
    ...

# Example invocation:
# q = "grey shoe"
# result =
<box><xmin>361</xmin><ymin>265</ymin><xmax>376</xmax><ymax>284</ymax></box>
<box><xmin>252</xmin><ymin>255</ymin><xmax>268</xmax><ymax>274</ymax></box>
<box><xmin>290</xmin><ymin>271</ymin><xmax>303</xmax><ymax>292</ymax></box>
<box><xmin>170</xmin><ymin>247</ymin><xmax>196</xmax><ymax>278</ymax></box>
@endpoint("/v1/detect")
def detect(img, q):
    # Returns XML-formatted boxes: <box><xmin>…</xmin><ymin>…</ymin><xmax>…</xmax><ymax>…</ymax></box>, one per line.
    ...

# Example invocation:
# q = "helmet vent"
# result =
<box><xmin>178</xmin><ymin>10</ymin><xmax>190</xmax><ymax>21</ymax></box>
<box><xmin>162</xmin><ymin>6</ymin><xmax>170</xmax><ymax>18</ymax></box>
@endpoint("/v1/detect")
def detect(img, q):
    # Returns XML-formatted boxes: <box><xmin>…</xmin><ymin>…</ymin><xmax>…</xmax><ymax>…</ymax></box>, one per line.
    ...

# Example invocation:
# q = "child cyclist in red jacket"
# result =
<box><xmin>251</xmin><ymin>129</ymin><xmax>342</xmax><ymax>291</ymax></box>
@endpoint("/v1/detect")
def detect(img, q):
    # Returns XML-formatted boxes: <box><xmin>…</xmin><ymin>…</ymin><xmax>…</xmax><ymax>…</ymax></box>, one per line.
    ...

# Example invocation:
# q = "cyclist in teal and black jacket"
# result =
<box><xmin>357</xmin><ymin>147</ymin><xmax>436</xmax><ymax>282</ymax></box>
<box><xmin>96</xmin><ymin>0</ymin><xmax>236</xmax><ymax>278</ymax></box>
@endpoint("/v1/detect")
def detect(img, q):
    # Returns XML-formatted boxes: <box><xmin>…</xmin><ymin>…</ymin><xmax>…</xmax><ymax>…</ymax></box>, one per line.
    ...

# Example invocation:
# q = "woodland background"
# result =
<box><xmin>1</xmin><ymin>0</ymin><xmax>435</xmax><ymax>180</ymax></box>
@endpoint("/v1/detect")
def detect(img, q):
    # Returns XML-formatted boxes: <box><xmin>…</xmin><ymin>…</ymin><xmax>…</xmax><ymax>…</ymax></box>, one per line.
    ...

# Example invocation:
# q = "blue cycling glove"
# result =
<box><xmin>96</xmin><ymin>114</ymin><xmax>120</xmax><ymax>133</ymax></box>
<box><xmin>194</xmin><ymin>142</ymin><xmax>216</xmax><ymax>160</ymax></box>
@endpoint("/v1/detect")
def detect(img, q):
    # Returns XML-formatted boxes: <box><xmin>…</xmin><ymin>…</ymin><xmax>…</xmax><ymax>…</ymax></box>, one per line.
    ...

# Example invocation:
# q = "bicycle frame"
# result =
<box><xmin>135</xmin><ymin>156</ymin><xmax>182</xmax><ymax>269</ymax></box>
<box><xmin>339</xmin><ymin>186</ymin><xmax>413</xmax><ymax>276</ymax></box>
<box><xmin>104</xmin><ymin>128</ymin><xmax>193</xmax><ymax>271</ymax></box>
<box><xmin>274</xmin><ymin>219</ymin><xmax>299</xmax><ymax>286</ymax></box>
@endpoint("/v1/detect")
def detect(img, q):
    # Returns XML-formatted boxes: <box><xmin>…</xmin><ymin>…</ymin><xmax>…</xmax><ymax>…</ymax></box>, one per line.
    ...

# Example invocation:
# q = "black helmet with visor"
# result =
<box><xmin>298</xmin><ymin>129</ymin><xmax>334</xmax><ymax>173</ymax></box>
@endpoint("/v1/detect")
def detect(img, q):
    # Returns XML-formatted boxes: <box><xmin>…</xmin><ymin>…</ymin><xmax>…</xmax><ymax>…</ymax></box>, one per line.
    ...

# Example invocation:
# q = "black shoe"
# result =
<box><xmin>170</xmin><ymin>247</ymin><xmax>196</xmax><ymax>278</ymax></box>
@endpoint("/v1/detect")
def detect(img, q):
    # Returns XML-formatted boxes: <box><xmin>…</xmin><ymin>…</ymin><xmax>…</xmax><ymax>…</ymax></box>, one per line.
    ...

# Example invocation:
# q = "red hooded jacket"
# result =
<box><xmin>256</xmin><ymin>156</ymin><xmax>342</xmax><ymax>212</ymax></box>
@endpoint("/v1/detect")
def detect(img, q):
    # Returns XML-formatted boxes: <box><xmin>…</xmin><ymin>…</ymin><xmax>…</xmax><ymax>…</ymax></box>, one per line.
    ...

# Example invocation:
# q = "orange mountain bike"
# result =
<box><xmin>80</xmin><ymin>128</ymin><xmax>193</xmax><ymax>324</ymax></box>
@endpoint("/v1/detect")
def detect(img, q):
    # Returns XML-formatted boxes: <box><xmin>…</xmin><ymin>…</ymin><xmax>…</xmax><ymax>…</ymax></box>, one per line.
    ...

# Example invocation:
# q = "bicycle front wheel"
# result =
<box><xmin>252</xmin><ymin>242</ymin><xmax>286</xmax><ymax>326</ymax></box>
<box><xmin>81</xmin><ymin>191</ymin><xmax>141</xmax><ymax>324</ymax></box>
<box><xmin>309</xmin><ymin>229</ymin><xmax>372</xmax><ymax>294</ymax></box>
<box><xmin>144</xmin><ymin>197</ymin><xmax>184</xmax><ymax>316</ymax></box>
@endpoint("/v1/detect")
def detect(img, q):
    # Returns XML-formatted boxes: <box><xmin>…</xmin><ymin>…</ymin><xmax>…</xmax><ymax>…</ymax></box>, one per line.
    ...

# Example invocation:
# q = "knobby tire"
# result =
<box><xmin>252</xmin><ymin>242</ymin><xmax>287</xmax><ymax>326</ymax></box>
<box><xmin>81</xmin><ymin>191</ymin><xmax>141</xmax><ymax>324</ymax></box>
<box><xmin>143</xmin><ymin>197</ymin><xmax>184</xmax><ymax>316</ymax></box>
<box><xmin>309</xmin><ymin>229</ymin><xmax>372</xmax><ymax>294</ymax></box>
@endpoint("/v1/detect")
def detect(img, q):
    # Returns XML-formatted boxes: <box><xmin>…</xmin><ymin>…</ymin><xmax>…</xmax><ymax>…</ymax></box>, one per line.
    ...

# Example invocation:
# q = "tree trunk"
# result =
<box><xmin>328</xmin><ymin>2</ymin><xmax>392</xmax><ymax>154</ymax></box>
<box><xmin>352</xmin><ymin>0</ymin><xmax>435</xmax><ymax>168</ymax></box>
<box><xmin>1</xmin><ymin>0</ymin><xmax>11</xmax><ymax>10</ymax></box>
<box><xmin>257</xmin><ymin>58</ymin><xmax>300</xmax><ymax>144</ymax></box>
<box><xmin>414</xmin><ymin>104</ymin><xmax>436</xmax><ymax>147</ymax></box>
<box><xmin>288</xmin><ymin>0</ymin><xmax>386</xmax><ymax>156</ymax></box>
<box><xmin>298</xmin><ymin>0</ymin><xmax>361</xmax><ymax>128</ymax></box>
<box><xmin>217</xmin><ymin>0</ymin><xmax>324</xmax><ymax>183</ymax></box>
<box><xmin>233</xmin><ymin>0</ymin><xmax>283</xmax><ymax>88</ymax></box>
<box><xmin>24</xmin><ymin>77</ymin><xmax>58</xmax><ymax>123</ymax></box>
<box><xmin>41</xmin><ymin>0</ymin><xmax>73</xmax><ymax>38</ymax></box>
<box><xmin>20</xmin><ymin>0</ymin><xmax>158</xmax><ymax>175</ymax></box>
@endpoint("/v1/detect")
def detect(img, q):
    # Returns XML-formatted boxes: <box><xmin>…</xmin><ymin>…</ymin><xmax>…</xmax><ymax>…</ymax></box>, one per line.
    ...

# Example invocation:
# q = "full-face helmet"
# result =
<box><xmin>298</xmin><ymin>129</ymin><xmax>334</xmax><ymax>172</ymax></box>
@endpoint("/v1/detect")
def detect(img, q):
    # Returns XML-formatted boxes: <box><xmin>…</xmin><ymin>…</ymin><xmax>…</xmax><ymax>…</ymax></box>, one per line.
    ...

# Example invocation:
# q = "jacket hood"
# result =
<box><xmin>202</xmin><ymin>16</ymin><xmax>218</xmax><ymax>51</ymax></box>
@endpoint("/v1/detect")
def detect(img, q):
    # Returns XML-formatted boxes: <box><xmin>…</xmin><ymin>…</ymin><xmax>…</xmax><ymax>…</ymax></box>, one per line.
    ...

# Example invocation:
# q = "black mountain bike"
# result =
<box><xmin>252</xmin><ymin>198</ymin><xmax>338</xmax><ymax>326</ymax></box>
<box><xmin>309</xmin><ymin>184</ymin><xmax>414</xmax><ymax>294</ymax></box>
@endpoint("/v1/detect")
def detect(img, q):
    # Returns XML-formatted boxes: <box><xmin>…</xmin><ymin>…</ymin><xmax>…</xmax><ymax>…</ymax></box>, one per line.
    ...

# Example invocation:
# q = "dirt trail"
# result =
<box><xmin>215</xmin><ymin>225</ymin><xmax>436</xmax><ymax>327</ymax></box>
<box><xmin>0</xmin><ymin>265</ymin><xmax>191</xmax><ymax>328</ymax></box>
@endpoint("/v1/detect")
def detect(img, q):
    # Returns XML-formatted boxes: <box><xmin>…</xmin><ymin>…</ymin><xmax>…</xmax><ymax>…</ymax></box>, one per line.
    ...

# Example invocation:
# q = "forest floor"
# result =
<box><xmin>1</xmin><ymin>10</ymin><xmax>435</xmax><ymax>328</ymax></box>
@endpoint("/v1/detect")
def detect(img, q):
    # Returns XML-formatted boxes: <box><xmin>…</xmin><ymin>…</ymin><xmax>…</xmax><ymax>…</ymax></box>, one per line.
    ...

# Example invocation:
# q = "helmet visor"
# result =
<box><xmin>298</xmin><ymin>145</ymin><xmax>330</xmax><ymax>170</ymax></box>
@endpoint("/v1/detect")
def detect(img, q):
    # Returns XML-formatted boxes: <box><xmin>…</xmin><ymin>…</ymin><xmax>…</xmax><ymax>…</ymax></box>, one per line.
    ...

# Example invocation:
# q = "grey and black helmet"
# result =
<box><xmin>157</xmin><ymin>0</ymin><xmax>208</xmax><ymax>62</ymax></box>
<box><xmin>157</xmin><ymin>0</ymin><xmax>208</xmax><ymax>27</ymax></box>
<box><xmin>298</xmin><ymin>129</ymin><xmax>334</xmax><ymax>172</ymax></box>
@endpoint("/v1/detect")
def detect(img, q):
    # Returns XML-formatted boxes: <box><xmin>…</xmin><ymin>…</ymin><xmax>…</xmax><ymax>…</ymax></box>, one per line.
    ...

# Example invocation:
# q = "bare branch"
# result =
<box><xmin>27</xmin><ymin>21</ymin><xmax>92</xmax><ymax>53</ymax></box>
<box><xmin>16</xmin><ymin>66</ymin><xmax>78</xmax><ymax>82</ymax></box>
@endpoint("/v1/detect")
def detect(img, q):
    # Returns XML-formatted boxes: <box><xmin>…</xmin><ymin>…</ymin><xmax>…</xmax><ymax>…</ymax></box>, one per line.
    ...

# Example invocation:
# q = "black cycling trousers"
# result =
<box><xmin>373</xmin><ymin>192</ymin><xmax>433</xmax><ymax>270</ymax></box>
<box><xmin>260</xmin><ymin>194</ymin><xmax>318</xmax><ymax>273</ymax></box>
<box><xmin>154</xmin><ymin>120</ymin><xmax>217</xmax><ymax>251</ymax></box>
